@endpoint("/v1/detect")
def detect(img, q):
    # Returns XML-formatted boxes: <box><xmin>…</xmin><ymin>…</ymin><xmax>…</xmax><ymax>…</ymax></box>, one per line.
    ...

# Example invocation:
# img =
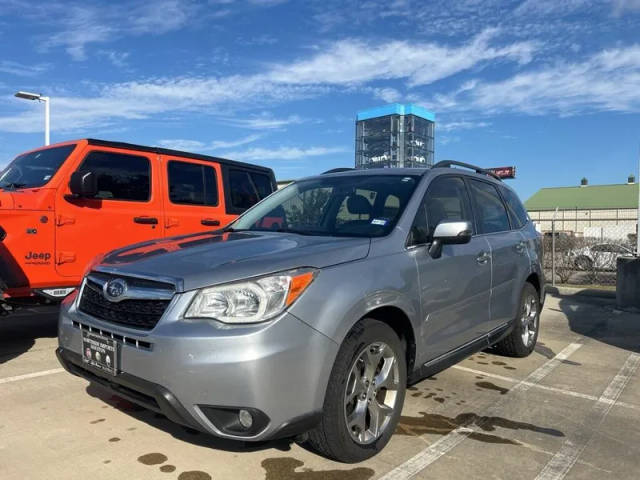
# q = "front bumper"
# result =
<box><xmin>57</xmin><ymin>292</ymin><xmax>338</xmax><ymax>441</ymax></box>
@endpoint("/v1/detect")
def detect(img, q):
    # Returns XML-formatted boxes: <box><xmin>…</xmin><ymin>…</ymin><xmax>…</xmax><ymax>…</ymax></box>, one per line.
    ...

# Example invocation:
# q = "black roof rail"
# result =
<box><xmin>433</xmin><ymin>160</ymin><xmax>502</xmax><ymax>181</ymax></box>
<box><xmin>322</xmin><ymin>168</ymin><xmax>355</xmax><ymax>174</ymax></box>
<box><xmin>85</xmin><ymin>138</ymin><xmax>273</xmax><ymax>173</ymax></box>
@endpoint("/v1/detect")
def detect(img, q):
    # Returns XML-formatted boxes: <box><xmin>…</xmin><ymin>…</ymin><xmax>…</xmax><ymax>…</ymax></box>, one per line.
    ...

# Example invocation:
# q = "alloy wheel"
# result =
<box><xmin>521</xmin><ymin>294</ymin><xmax>538</xmax><ymax>347</ymax></box>
<box><xmin>344</xmin><ymin>342</ymin><xmax>400</xmax><ymax>444</ymax></box>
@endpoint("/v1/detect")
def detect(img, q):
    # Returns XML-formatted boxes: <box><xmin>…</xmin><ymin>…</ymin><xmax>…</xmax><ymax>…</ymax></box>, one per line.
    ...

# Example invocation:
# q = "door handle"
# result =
<box><xmin>515</xmin><ymin>241</ymin><xmax>526</xmax><ymax>254</ymax></box>
<box><xmin>133</xmin><ymin>216</ymin><xmax>158</xmax><ymax>225</ymax></box>
<box><xmin>201</xmin><ymin>218</ymin><xmax>220</xmax><ymax>226</ymax></box>
<box><xmin>476</xmin><ymin>251</ymin><xmax>490</xmax><ymax>265</ymax></box>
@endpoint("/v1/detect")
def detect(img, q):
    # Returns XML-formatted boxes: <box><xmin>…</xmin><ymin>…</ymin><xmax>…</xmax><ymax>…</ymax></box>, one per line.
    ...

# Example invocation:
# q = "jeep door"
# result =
<box><xmin>160</xmin><ymin>156</ymin><xmax>234</xmax><ymax>236</ymax></box>
<box><xmin>467</xmin><ymin>179</ymin><xmax>530</xmax><ymax>332</ymax></box>
<box><xmin>55</xmin><ymin>146</ymin><xmax>163</xmax><ymax>279</ymax></box>
<box><xmin>410</xmin><ymin>175</ymin><xmax>491</xmax><ymax>361</ymax></box>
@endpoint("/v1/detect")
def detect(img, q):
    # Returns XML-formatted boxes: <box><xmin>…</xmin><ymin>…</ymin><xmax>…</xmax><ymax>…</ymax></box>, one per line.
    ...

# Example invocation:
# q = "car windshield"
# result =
<box><xmin>0</xmin><ymin>144</ymin><xmax>76</xmax><ymax>190</ymax></box>
<box><xmin>230</xmin><ymin>174</ymin><xmax>421</xmax><ymax>237</ymax></box>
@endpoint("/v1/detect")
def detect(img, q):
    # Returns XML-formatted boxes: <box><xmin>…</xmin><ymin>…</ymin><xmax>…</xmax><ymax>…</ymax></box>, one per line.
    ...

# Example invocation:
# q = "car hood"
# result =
<box><xmin>97</xmin><ymin>230</ymin><xmax>371</xmax><ymax>291</ymax></box>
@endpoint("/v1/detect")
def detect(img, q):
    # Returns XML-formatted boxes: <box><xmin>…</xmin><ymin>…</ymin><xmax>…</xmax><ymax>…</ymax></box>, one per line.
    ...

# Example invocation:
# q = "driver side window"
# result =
<box><xmin>408</xmin><ymin>176</ymin><xmax>473</xmax><ymax>246</ymax></box>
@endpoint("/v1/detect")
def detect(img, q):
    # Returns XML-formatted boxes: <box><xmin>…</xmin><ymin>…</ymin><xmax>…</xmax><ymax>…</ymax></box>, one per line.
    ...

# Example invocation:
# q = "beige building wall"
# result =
<box><xmin>528</xmin><ymin>208</ymin><xmax>638</xmax><ymax>236</ymax></box>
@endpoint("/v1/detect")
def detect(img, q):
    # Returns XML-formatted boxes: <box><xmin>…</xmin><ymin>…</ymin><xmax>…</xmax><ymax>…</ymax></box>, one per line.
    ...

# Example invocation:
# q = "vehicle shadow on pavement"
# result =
<box><xmin>0</xmin><ymin>306</ymin><xmax>59</xmax><ymax>364</ymax></box>
<box><xmin>86</xmin><ymin>383</ymin><xmax>296</xmax><ymax>453</ymax></box>
<box><xmin>558</xmin><ymin>296</ymin><xmax>640</xmax><ymax>354</ymax></box>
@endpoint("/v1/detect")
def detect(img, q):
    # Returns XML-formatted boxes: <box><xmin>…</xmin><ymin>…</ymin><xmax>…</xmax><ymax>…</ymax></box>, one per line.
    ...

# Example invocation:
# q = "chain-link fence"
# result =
<box><xmin>542</xmin><ymin>220</ymin><xmax>638</xmax><ymax>288</ymax></box>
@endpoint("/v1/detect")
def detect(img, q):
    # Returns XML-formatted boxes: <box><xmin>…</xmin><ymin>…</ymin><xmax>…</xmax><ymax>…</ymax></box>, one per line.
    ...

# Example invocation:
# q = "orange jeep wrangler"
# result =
<box><xmin>0</xmin><ymin>138</ymin><xmax>276</xmax><ymax>313</ymax></box>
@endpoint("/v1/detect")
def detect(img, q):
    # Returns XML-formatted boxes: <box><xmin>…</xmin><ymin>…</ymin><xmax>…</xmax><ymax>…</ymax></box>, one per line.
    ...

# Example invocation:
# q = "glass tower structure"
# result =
<box><xmin>355</xmin><ymin>103</ymin><xmax>435</xmax><ymax>169</ymax></box>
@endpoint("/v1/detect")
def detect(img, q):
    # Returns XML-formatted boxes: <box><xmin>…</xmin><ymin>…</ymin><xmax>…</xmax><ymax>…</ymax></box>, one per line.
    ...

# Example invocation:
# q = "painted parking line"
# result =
<box><xmin>0</xmin><ymin>368</ymin><xmax>65</xmax><ymax>385</ymax></box>
<box><xmin>379</xmin><ymin>342</ymin><xmax>583</xmax><ymax>480</ymax></box>
<box><xmin>452</xmin><ymin>365</ymin><xmax>640</xmax><ymax>412</ymax></box>
<box><xmin>535</xmin><ymin>352</ymin><xmax>640</xmax><ymax>480</ymax></box>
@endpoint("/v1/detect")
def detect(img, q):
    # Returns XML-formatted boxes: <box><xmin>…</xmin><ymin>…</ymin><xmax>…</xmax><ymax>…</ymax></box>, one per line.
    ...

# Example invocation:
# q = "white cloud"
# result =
<box><xmin>268</xmin><ymin>29</ymin><xmax>537</xmax><ymax>87</ymax></box>
<box><xmin>2</xmin><ymin>33</ymin><xmax>636</xmax><ymax>135</ymax></box>
<box><xmin>40</xmin><ymin>5</ymin><xmax>117</xmax><ymax>61</ymax></box>
<box><xmin>0</xmin><ymin>60</ymin><xmax>49</xmax><ymax>77</ymax></box>
<box><xmin>429</xmin><ymin>45</ymin><xmax>640</xmax><ymax>115</ymax></box>
<box><xmin>0</xmin><ymin>76</ymin><xmax>322</xmax><ymax>133</ymax></box>
<box><xmin>99</xmin><ymin>51</ymin><xmax>130</xmax><ymax>68</ymax></box>
<box><xmin>128</xmin><ymin>0</ymin><xmax>198</xmax><ymax>34</ymax></box>
<box><xmin>612</xmin><ymin>0</ymin><xmax>640</xmax><ymax>15</ymax></box>
<box><xmin>156</xmin><ymin>139</ymin><xmax>206</xmax><ymax>150</ymax></box>
<box><xmin>515</xmin><ymin>0</ymin><xmax>594</xmax><ymax>16</ymax></box>
<box><xmin>437</xmin><ymin>135</ymin><xmax>460</xmax><ymax>145</ymax></box>
<box><xmin>24</xmin><ymin>0</ymin><xmax>202</xmax><ymax>60</ymax></box>
<box><xmin>372</xmin><ymin>87</ymin><xmax>402</xmax><ymax>103</ymax></box>
<box><xmin>247</xmin><ymin>0</ymin><xmax>289</xmax><ymax>5</ymax></box>
<box><xmin>157</xmin><ymin>134</ymin><xmax>262</xmax><ymax>151</ymax></box>
<box><xmin>19</xmin><ymin>0</ymin><xmax>290</xmax><ymax>60</ymax></box>
<box><xmin>438</xmin><ymin>120</ymin><xmax>491</xmax><ymax>132</ymax></box>
<box><xmin>223</xmin><ymin>114</ymin><xmax>309</xmax><ymax>129</ymax></box>
<box><xmin>222</xmin><ymin>145</ymin><xmax>348</xmax><ymax>161</ymax></box>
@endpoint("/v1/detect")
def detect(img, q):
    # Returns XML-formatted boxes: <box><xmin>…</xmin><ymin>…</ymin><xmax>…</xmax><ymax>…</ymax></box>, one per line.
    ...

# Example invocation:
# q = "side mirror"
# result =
<box><xmin>69</xmin><ymin>171</ymin><xmax>98</xmax><ymax>197</ymax></box>
<box><xmin>428</xmin><ymin>220</ymin><xmax>473</xmax><ymax>258</ymax></box>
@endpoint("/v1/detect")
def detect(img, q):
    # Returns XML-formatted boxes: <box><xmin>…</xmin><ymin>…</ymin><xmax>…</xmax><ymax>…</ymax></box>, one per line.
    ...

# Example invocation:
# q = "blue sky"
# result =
<box><xmin>1</xmin><ymin>0</ymin><xmax>640</xmax><ymax>201</ymax></box>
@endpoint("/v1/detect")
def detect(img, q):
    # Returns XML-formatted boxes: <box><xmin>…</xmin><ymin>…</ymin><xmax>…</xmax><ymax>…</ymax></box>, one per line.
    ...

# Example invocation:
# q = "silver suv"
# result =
<box><xmin>57</xmin><ymin>161</ymin><xmax>544</xmax><ymax>462</ymax></box>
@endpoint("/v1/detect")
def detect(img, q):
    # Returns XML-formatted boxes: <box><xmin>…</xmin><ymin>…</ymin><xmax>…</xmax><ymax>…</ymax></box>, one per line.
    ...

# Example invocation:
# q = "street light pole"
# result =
<box><xmin>43</xmin><ymin>96</ymin><xmax>50</xmax><ymax>146</ymax></box>
<box><xmin>637</xmin><ymin>145</ymin><xmax>640</xmax><ymax>256</ymax></box>
<box><xmin>14</xmin><ymin>91</ymin><xmax>50</xmax><ymax>146</ymax></box>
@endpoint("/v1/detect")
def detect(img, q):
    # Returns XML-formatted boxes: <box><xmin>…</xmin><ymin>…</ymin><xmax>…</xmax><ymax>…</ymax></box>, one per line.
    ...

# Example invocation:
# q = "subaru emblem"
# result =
<box><xmin>104</xmin><ymin>278</ymin><xmax>128</xmax><ymax>302</ymax></box>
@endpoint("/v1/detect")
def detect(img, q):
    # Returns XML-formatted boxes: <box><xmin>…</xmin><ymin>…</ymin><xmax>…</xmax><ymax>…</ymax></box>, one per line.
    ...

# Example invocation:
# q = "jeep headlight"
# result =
<box><xmin>184</xmin><ymin>269</ymin><xmax>317</xmax><ymax>324</ymax></box>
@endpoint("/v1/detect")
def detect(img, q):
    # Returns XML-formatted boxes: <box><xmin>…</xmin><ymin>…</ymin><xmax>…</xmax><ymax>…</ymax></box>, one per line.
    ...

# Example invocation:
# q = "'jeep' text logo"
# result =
<box><xmin>25</xmin><ymin>252</ymin><xmax>51</xmax><ymax>262</ymax></box>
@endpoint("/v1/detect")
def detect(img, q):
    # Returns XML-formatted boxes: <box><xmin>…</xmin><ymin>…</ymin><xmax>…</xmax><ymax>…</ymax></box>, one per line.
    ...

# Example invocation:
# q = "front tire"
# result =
<box><xmin>304</xmin><ymin>318</ymin><xmax>407</xmax><ymax>463</ymax></box>
<box><xmin>492</xmin><ymin>282</ymin><xmax>540</xmax><ymax>357</ymax></box>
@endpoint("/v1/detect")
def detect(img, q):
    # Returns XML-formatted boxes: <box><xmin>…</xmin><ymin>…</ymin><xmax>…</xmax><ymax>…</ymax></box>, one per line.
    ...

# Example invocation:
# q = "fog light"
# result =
<box><xmin>238</xmin><ymin>409</ymin><xmax>253</xmax><ymax>429</ymax></box>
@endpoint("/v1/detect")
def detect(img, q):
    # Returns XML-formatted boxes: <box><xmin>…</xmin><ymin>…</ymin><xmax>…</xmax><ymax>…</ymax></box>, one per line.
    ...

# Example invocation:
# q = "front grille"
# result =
<box><xmin>72</xmin><ymin>320</ymin><xmax>153</xmax><ymax>350</ymax></box>
<box><xmin>78</xmin><ymin>274</ymin><xmax>173</xmax><ymax>330</ymax></box>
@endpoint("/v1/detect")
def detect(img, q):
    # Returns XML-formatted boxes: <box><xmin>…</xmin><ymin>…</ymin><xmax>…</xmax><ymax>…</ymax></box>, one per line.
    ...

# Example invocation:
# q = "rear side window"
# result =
<box><xmin>250</xmin><ymin>172</ymin><xmax>273</xmax><ymax>199</ymax></box>
<box><xmin>499</xmin><ymin>186</ymin><xmax>529</xmax><ymax>229</ymax></box>
<box><xmin>229</xmin><ymin>170</ymin><xmax>259</xmax><ymax>209</ymax></box>
<box><xmin>168</xmin><ymin>161</ymin><xmax>218</xmax><ymax>206</ymax></box>
<box><xmin>80</xmin><ymin>151</ymin><xmax>150</xmax><ymax>201</ymax></box>
<box><xmin>228</xmin><ymin>169</ymin><xmax>273</xmax><ymax>210</ymax></box>
<box><xmin>468</xmin><ymin>179</ymin><xmax>511</xmax><ymax>234</ymax></box>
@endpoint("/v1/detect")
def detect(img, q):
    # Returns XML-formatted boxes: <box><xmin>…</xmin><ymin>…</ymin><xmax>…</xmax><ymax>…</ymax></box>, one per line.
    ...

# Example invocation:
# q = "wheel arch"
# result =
<box><xmin>525</xmin><ymin>271</ymin><xmax>541</xmax><ymax>297</ymax></box>
<box><xmin>359</xmin><ymin>305</ymin><xmax>417</xmax><ymax>376</ymax></box>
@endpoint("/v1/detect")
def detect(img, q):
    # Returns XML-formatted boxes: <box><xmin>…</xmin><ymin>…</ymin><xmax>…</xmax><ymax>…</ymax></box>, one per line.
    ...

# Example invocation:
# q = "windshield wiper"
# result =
<box><xmin>221</xmin><ymin>226</ymin><xmax>250</xmax><ymax>233</ymax></box>
<box><xmin>0</xmin><ymin>182</ymin><xmax>27</xmax><ymax>191</ymax></box>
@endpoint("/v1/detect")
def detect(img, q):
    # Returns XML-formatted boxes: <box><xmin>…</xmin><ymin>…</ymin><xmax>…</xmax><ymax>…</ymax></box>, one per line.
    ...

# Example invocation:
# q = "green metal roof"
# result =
<box><xmin>525</xmin><ymin>183</ymin><xmax>639</xmax><ymax>210</ymax></box>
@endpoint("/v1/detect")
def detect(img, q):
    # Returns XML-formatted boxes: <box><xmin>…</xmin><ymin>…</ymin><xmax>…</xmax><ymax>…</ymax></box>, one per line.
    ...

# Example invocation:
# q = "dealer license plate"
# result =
<box><xmin>82</xmin><ymin>330</ymin><xmax>118</xmax><ymax>376</ymax></box>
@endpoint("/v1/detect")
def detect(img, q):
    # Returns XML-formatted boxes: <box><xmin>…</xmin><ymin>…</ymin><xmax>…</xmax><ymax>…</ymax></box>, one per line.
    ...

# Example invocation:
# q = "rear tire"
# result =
<box><xmin>492</xmin><ymin>282</ymin><xmax>540</xmax><ymax>358</ymax></box>
<box><xmin>303</xmin><ymin>318</ymin><xmax>407</xmax><ymax>463</ymax></box>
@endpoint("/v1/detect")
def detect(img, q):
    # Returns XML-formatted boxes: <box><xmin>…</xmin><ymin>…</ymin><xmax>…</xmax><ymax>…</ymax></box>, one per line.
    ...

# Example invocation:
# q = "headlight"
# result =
<box><xmin>184</xmin><ymin>268</ymin><xmax>317</xmax><ymax>324</ymax></box>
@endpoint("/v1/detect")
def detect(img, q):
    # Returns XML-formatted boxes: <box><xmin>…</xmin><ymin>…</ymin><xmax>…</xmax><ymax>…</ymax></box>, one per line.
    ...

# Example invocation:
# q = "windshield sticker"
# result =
<box><xmin>371</xmin><ymin>218</ymin><xmax>387</xmax><ymax>226</ymax></box>
<box><xmin>402</xmin><ymin>177</ymin><xmax>413</xmax><ymax>182</ymax></box>
<box><xmin>43</xmin><ymin>175</ymin><xmax>52</xmax><ymax>181</ymax></box>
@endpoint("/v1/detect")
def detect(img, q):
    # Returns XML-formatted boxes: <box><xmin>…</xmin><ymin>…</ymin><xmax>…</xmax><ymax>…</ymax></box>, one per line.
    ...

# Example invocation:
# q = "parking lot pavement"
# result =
<box><xmin>1</xmin><ymin>294</ymin><xmax>639</xmax><ymax>480</ymax></box>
